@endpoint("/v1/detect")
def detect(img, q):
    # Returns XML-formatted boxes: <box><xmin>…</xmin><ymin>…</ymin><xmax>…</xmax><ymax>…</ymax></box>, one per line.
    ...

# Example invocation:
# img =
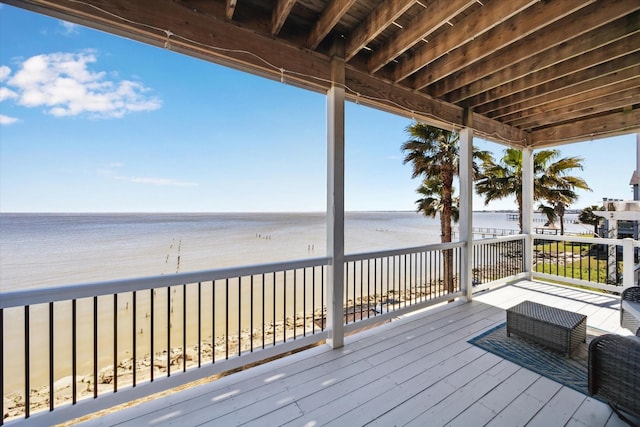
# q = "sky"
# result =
<box><xmin>0</xmin><ymin>4</ymin><xmax>636</xmax><ymax>213</ymax></box>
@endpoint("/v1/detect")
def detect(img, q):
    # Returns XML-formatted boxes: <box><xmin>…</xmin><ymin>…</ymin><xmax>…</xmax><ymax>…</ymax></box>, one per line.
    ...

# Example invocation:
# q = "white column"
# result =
<box><xmin>326</xmin><ymin>41</ymin><xmax>345</xmax><ymax>349</ymax></box>
<box><xmin>459</xmin><ymin>126</ymin><xmax>473</xmax><ymax>302</ymax></box>
<box><xmin>521</xmin><ymin>147</ymin><xmax>534</xmax><ymax>279</ymax></box>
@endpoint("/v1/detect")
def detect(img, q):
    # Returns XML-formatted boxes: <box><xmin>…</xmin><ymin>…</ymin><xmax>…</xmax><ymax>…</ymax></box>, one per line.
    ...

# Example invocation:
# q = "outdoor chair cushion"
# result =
<box><xmin>621</xmin><ymin>287</ymin><xmax>640</xmax><ymax>335</ymax></box>
<box><xmin>588</xmin><ymin>334</ymin><xmax>640</xmax><ymax>420</ymax></box>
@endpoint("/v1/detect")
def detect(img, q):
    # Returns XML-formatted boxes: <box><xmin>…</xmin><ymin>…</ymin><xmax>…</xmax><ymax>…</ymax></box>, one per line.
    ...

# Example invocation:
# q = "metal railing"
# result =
<box><xmin>1</xmin><ymin>258</ymin><xmax>330</xmax><ymax>426</ymax></box>
<box><xmin>343</xmin><ymin>242</ymin><xmax>465</xmax><ymax>331</ymax></box>
<box><xmin>532</xmin><ymin>235</ymin><xmax>636</xmax><ymax>293</ymax></box>
<box><xmin>472</xmin><ymin>235</ymin><xmax>526</xmax><ymax>290</ymax></box>
<box><xmin>4</xmin><ymin>235</ymin><xmax>636</xmax><ymax>425</ymax></box>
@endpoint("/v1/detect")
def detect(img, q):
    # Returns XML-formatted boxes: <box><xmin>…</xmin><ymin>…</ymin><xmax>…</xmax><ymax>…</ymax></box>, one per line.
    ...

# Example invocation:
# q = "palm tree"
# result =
<box><xmin>401</xmin><ymin>123</ymin><xmax>488</xmax><ymax>295</ymax></box>
<box><xmin>578</xmin><ymin>205</ymin><xmax>603</xmax><ymax>236</ymax></box>
<box><xmin>476</xmin><ymin>148</ymin><xmax>591</xmax><ymax>233</ymax></box>
<box><xmin>402</xmin><ymin>124</ymin><xmax>459</xmax><ymax>295</ymax></box>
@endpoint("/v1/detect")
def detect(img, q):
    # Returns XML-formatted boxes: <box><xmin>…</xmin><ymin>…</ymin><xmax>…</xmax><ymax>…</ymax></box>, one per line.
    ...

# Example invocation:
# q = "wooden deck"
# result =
<box><xmin>72</xmin><ymin>281</ymin><xmax>634</xmax><ymax>427</ymax></box>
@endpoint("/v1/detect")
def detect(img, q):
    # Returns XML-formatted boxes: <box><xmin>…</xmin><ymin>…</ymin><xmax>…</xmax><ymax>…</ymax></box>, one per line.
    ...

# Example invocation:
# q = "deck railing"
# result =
<box><xmin>2</xmin><ymin>235</ymin><xmax>638</xmax><ymax>425</ymax></box>
<box><xmin>1</xmin><ymin>258</ymin><xmax>330</xmax><ymax>426</ymax></box>
<box><xmin>471</xmin><ymin>235</ymin><xmax>526</xmax><ymax>292</ymax></box>
<box><xmin>532</xmin><ymin>235</ymin><xmax>637</xmax><ymax>293</ymax></box>
<box><xmin>1</xmin><ymin>240</ymin><xmax>469</xmax><ymax>426</ymax></box>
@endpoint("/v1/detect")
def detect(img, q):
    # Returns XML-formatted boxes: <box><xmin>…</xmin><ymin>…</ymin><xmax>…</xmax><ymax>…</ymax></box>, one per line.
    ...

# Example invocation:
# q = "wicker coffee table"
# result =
<box><xmin>506</xmin><ymin>301</ymin><xmax>587</xmax><ymax>357</ymax></box>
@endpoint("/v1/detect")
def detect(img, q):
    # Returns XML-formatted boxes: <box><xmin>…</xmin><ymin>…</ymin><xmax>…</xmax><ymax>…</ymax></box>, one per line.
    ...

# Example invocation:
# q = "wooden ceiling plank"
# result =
<box><xmin>481</xmin><ymin>53</ymin><xmax>640</xmax><ymax>119</ymax></box>
<box><xmin>530</xmin><ymin>108</ymin><xmax>640</xmax><ymax>147</ymax></box>
<box><xmin>392</xmin><ymin>0</ymin><xmax>539</xmax><ymax>83</ymax></box>
<box><xmin>344</xmin><ymin>0</ymin><xmax>414</xmax><ymax>61</ymax></box>
<box><xmin>482</xmin><ymin>58</ymin><xmax>640</xmax><ymax>119</ymax></box>
<box><xmin>437</xmin><ymin>5</ymin><xmax>640</xmax><ymax>101</ymax></box>
<box><xmin>306</xmin><ymin>0</ymin><xmax>357</xmax><ymax>50</ymax></box>
<box><xmin>469</xmin><ymin>36</ymin><xmax>640</xmax><ymax>113</ymax></box>
<box><xmin>226</xmin><ymin>0</ymin><xmax>236</xmax><ymax>20</ymax></box>
<box><xmin>366</xmin><ymin>0</ymin><xmax>476</xmax><ymax>73</ymax></box>
<box><xmin>516</xmin><ymin>91</ymin><xmax>640</xmax><ymax>131</ymax></box>
<box><xmin>507</xmin><ymin>79</ymin><xmax>640</xmax><ymax>128</ymax></box>
<box><xmin>271</xmin><ymin>0</ymin><xmax>297</xmax><ymax>35</ymax></box>
<box><xmin>412</xmin><ymin>0</ymin><xmax>595</xmax><ymax>90</ymax></box>
<box><xmin>498</xmin><ymin>66</ymin><xmax>640</xmax><ymax>123</ymax></box>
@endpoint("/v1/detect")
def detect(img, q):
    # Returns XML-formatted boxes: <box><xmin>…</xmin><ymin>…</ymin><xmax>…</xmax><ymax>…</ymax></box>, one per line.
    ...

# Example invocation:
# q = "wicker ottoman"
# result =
<box><xmin>506</xmin><ymin>301</ymin><xmax>587</xmax><ymax>357</ymax></box>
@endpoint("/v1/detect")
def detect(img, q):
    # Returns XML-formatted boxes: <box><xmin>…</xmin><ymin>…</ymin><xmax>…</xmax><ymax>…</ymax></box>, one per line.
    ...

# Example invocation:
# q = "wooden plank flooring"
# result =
<box><xmin>74</xmin><ymin>281</ymin><xmax>635</xmax><ymax>427</ymax></box>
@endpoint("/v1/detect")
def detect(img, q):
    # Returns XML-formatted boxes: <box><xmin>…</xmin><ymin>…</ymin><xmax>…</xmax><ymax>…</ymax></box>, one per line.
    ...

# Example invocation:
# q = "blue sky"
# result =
<box><xmin>0</xmin><ymin>4</ymin><xmax>636</xmax><ymax>213</ymax></box>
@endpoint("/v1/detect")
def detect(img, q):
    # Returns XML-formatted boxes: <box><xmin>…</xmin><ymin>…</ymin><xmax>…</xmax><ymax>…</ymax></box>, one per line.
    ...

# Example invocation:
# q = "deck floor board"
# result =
<box><xmin>74</xmin><ymin>280</ymin><xmax>633</xmax><ymax>427</ymax></box>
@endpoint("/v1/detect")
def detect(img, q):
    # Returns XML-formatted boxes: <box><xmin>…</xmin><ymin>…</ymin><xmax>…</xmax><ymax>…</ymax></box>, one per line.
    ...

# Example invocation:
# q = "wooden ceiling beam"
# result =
<box><xmin>411</xmin><ymin>0</ymin><xmax>593</xmax><ymax>90</ymax></box>
<box><xmin>366</xmin><ymin>0</ymin><xmax>476</xmax><ymax>74</ymax></box>
<box><xmin>306</xmin><ymin>0</ymin><xmax>357</xmax><ymax>50</ymax></box>
<box><xmin>516</xmin><ymin>91</ymin><xmax>640</xmax><ymax>131</ymax></box>
<box><xmin>225</xmin><ymin>0</ymin><xmax>236</xmax><ymax>20</ymax></box>
<box><xmin>344</xmin><ymin>0</ymin><xmax>414</xmax><ymax>62</ymax></box>
<box><xmin>480</xmin><ymin>58</ymin><xmax>640</xmax><ymax>119</ymax></box>
<box><xmin>392</xmin><ymin>0</ymin><xmax>538</xmax><ymax>83</ymax></box>
<box><xmin>271</xmin><ymin>0</ymin><xmax>296</xmax><ymax>35</ymax></box>
<box><xmin>493</xmin><ymin>65</ymin><xmax>640</xmax><ymax>122</ymax></box>
<box><xmin>436</xmin><ymin>4</ymin><xmax>639</xmax><ymax>102</ymax></box>
<box><xmin>530</xmin><ymin>108</ymin><xmax>640</xmax><ymax>147</ymax></box>
<box><xmin>507</xmin><ymin>79</ymin><xmax>640</xmax><ymax>129</ymax></box>
<box><xmin>469</xmin><ymin>36</ymin><xmax>640</xmax><ymax>113</ymax></box>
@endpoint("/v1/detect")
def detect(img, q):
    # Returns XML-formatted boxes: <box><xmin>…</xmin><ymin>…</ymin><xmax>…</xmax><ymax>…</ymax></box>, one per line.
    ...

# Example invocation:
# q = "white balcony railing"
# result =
<box><xmin>1</xmin><ymin>235</ymin><xmax>637</xmax><ymax>426</ymax></box>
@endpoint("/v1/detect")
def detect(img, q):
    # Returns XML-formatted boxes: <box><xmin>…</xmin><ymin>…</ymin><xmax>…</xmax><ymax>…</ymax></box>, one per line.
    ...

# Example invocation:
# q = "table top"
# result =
<box><xmin>507</xmin><ymin>300</ymin><xmax>586</xmax><ymax>329</ymax></box>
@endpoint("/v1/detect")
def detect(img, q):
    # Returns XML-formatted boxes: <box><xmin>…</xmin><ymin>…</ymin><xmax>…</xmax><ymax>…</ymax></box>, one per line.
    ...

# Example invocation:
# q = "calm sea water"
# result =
<box><xmin>0</xmin><ymin>211</ymin><xmax>586</xmax><ymax>292</ymax></box>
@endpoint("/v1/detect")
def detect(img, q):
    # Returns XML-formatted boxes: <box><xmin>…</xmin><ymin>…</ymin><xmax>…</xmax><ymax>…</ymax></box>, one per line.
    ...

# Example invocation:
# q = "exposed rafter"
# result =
<box><xmin>344</xmin><ymin>0</ymin><xmax>414</xmax><ymax>61</ymax></box>
<box><xmin>367</xmin><ymin>0</ymin><xmax>476</xmax><ymax>74</ymax></box>
<box><xmin>306</xmin><ymin>0</ymin><xmax>357</xmax><ymax>50</ymax></box>
<box><xmin>271</xmin><ymin>0</ymin><xmax>296</xmax><ymax>35</ymax></box>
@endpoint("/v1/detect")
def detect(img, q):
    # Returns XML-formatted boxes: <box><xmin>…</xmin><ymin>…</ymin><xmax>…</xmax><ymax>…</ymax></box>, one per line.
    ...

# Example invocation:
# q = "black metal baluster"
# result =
<box><xmin>93</xmin><ymin>297</ymin><xmax>98</xmax><ymax>397</ymax></box>
<box><xmin>284</xmin><ymin>271</ymin><xmax>287</xmax><ymax>341</ymax></box>
<box><xmin>225</xmin><ymin>278</ymin><xmax>229</xmax><ymax>359</ymax></box>
<box><xmin>321</xmin><ymin>266</ymin><xmax>325</xmax><ymax>330</ymax></box>
<box><xmin>198</xmin><ymin>282</ymin><xmax>201</xmax><ymax>367</ymax></box>
<box><xmin>167</xmin><ymin>287</ymin><xmax>170</xmax><ymax>377</ymax></box>
<box><xmin>49</xmin><ymin>303</ymin><xmax>53</xmax><ymax>411</ymax></box>
<box><xmin>238</xmin><ymin>277</ymin><xmax>242</xmax><ymax>355</ymax></box>
<box><xmin>312</xmin><ymin>267</ymin><xmax>316</xmax><ymax>333</ymax></box>
<box><xmin>183</xmin><ymin>284</ymin><xmax>187</xmax><ymax>372</ymax></box>
<box><xmin>211</xmin><ymin>280</ymin><xmax>216</xmax><ymax>363</ymax></box>
<box><xmin>150</xmin><ymin>289</ymin><xmax>155</xmax><ymax>380</ymax></box>
<box><xmin>133</xmin><ymin>291</ymin><xmax>137</xmax><ymax>387</ymax></box>
<box><xmin>303</xmin><ymin>268</ymin><xmax>307</xmax><ymax>336</ymax></box>
<box><xmin>293</xmin><ymin>271</ymin><xmax>296</xmax><ymax>338</ymax></box>
<box><xmin>250</xmin><ymin>276</ymin><xmax>254</xmax><ymax>351</ymax></box>
<box><xmin>262</xmin><ymin>274</ymin><xmax>265</xmax><ymax>349</ymax></box>
<box><xmin>272</xmin><ymin>272</ymin><xmax>276</xmax><ymax>346</ymax></box>
<box><xmin>72</xmin><ymin>299</ymin><xmax>77</xmax><ymax>404</ymax></box>
<box><xmin>25</xmin><ymin>305</ymin><xmax>30</xmax><ymax>419</ymax></box>
<box><xmin>114</xmin><ymin>294</ymin><xmax>118</xmax><ymax>391</ymax></box>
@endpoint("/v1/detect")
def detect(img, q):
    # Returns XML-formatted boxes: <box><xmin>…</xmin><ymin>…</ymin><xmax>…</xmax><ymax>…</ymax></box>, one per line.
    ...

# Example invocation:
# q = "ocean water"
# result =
<box><xmin>0</xmin><ymin>211</ymin><xmax>587</xmax><ymax>292</ymax></box>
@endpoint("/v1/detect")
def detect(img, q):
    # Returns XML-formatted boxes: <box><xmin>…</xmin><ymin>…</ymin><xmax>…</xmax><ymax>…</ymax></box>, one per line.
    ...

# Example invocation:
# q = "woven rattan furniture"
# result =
<box><xmin>506</xmin><ymin>301</ymin><xmax>587</xmax><ymax>357</ymax></box>
<box><xmin>588</xmin><ymin>333</ymin><xmax>640</xmax><ymax>420</ymax></box>
<box><xmin>621</xmin><ymin>286</ymin><xmax>640</xmax><ymax>335</ymax></box>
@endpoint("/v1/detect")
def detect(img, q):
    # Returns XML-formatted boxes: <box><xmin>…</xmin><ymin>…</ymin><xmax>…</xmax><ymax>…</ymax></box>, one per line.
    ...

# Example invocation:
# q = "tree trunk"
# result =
<box><xmin>442</xmin><ymin>168</ymin><xmax>454</xmax><ymax>297</ymax></box>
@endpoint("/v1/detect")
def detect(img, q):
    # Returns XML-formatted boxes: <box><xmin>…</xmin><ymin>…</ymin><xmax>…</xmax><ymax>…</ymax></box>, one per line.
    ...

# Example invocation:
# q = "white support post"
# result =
<box><xmin>459</xmin><ymin>123</ymin><xmax>473</xmax><ymax>302</ymax></box>
<box><xmin>623</xmin><ymin>238</ymin><xmax>634</xmax><ymax>289</ymax></box>
<box><xmin>522</xmin><ymin>147</ymin><xmax>534</xmax><ymax>279</ymax></box>
<box><xmin>326</xmin><ymin>40</ymin><xmax>345</xmax><ymax>349</ymax></box>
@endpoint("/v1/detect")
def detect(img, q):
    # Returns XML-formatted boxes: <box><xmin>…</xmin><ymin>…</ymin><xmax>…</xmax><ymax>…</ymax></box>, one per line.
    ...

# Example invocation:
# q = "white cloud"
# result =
<box><xmin>0</xmin><ymin>114</ymin><xmax>19</xmax><ymax>125</ymax></box>
<box><xmin>59</xmin><ymin>21</ymin><xmax>80</xmax><ymax>36</ymax></box>
<box><xmin>0</xmin><ymin>65</ymin><xmax>10</xmax><ymax>81</ymax></box>
<box><xmin>2</xmin><ymin>52</ymin><xmax>161</xmax><ymax>119</ymax></box>
<box><xmin>0</xmin><ymin>86</ymin><xmax>18</xmax><ymax>102</ymax></box>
